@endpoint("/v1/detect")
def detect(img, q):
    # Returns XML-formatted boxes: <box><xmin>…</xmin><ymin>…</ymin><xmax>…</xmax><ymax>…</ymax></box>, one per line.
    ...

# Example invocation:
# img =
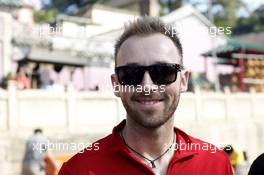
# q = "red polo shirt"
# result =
<box><xmin>59</xmin><ymin>120</ymin><xmax>233</xmax><ymax>175</ymax></box>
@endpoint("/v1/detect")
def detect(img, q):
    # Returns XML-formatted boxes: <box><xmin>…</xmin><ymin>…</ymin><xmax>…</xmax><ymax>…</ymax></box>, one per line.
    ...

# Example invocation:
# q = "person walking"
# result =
<box><xmin>22</xmin><ymin>129</ymin><xmax>48</xmax><ymax>175</ymax></box>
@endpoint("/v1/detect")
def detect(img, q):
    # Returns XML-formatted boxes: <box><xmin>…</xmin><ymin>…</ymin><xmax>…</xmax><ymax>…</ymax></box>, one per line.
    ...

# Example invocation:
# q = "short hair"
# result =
<box><xmin>114</xmin><ymin>16</ymin><xmax>183</xmax><ymax>67</ymax></box>
<box><xmin>34</xmin><ymin>128</ymin><xmax>43</xmax><ymax>134</ymax></box>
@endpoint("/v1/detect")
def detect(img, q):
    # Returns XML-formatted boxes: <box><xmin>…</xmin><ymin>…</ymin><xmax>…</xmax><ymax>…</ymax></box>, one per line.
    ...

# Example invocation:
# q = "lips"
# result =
<box><xmin>138</xmin><ymin>101</ymin><xmax>159</xmax><ymax>105</ymax></box>
<box><xmin>134</xmin><ymin>98</ymin><xmax>164</xmax><ymax>106</ymax></box>
<box><xmin>131</xmin><ymin>93</ymin><xmax>165</xmax><ymax>110</ymax></box>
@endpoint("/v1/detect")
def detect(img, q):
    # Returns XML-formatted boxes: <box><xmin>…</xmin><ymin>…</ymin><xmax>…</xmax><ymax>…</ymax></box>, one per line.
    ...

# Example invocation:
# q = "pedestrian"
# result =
<box><xmin>22</xmin><ymin>129</ymin><xmax>48</xmax><ymax>175</ymax></box>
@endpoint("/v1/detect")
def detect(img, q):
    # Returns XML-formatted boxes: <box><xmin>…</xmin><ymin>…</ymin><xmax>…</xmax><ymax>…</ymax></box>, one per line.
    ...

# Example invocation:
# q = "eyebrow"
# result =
<box><xmin>123</xmin><ymin>61</ymin><xmax>174</xmax><ymax>66</ymax></box>
<box><xmin>123</xmin><ymin>63</ymin><xmax>140</xmax><ymax>66</ymax></box>
<box><xmin>154</xmin><ymin>61</ymin><xmax>173</xmax><ymax>64</ymax></box>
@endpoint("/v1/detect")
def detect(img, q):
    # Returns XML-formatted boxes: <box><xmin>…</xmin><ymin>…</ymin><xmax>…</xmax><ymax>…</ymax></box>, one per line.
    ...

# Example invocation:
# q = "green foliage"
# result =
<box><xmin>51</xmin><ymin>0</ymin><xmax>100</xmax><ymax>11</ymax></box>
<box><xmin>34</xmin><ymin>9</ymin><xmax>58</xmax><ymax>23</ymax></box>
<box><xmin>0</xmin><ymin>72</ymin><xmax>13</xmax><ymax>89</ymax></box>
<box><xmin>160</xmin><ymin>0</ymin><xmax>183</xmax><ymax>15</ymax></box>
<box><xmin>232</xmin><ymin>5</ymin><xmax>264</xmax><ymax>35</ymax></box>
<box><xmin>52</xmin><ymin>0</ymin><xmax>66</xmax><ymax>9</ymax></box>
<box><xmin>210</xmin><ymin>0</ymin><xmax>246</xmax><ymax>28</ymax></box>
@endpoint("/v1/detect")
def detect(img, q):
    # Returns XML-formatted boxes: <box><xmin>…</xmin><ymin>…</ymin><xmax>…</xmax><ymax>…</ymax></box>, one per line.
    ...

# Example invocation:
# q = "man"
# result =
<box><xmin>22</xmin><ymin>128</ymin><xmax>48</xmax><ymax>175</ymax></box>
<box><xmin>58</xmin><ymin>16</ymin><xmax>233</xmax><ymax>175</ymax></box>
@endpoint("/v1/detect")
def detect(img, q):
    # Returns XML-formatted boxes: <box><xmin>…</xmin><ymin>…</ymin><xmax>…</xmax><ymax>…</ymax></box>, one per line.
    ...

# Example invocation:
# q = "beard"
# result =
<box><xmin>121</xmin><ymin>91</ymin><xmax>180</xmax><ymax>129</ymax></box>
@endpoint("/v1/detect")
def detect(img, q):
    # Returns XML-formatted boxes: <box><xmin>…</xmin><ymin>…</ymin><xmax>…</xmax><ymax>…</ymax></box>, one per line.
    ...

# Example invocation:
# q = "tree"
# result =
<box><xmin>34</xmin><ymin>9</ymin><xmax>58</xmax><ymax>23</ymax></box>
<box><xmin>33</xmin><ymin>0</ymin><xmax>101</xmax><ymax>22</ymax></box>
<box><xmin>208</xmin><ymin>0</ymin><xmax>247</xmax><ymax>29</ymax></box>
<box><xmin>160</xmin><ymin>0</ymin><xmax>184</xmax><ymax>15</ymax></box>
<box><xmin>232</xmin><ymin>5</ymin><xmax>264</xmax><ymax>35</ymax></box>
<box><xmin>51</xmin><ymin>0</ymin><xmax>98</xmax><ymax>13</ymax></box>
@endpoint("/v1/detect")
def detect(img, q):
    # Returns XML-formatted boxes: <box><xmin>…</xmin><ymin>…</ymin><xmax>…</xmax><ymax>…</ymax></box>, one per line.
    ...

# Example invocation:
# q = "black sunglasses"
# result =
<box><xmin>115</xmin><ymin>63</ymin><xmax>183</xmax><ymax>86</ymax></box>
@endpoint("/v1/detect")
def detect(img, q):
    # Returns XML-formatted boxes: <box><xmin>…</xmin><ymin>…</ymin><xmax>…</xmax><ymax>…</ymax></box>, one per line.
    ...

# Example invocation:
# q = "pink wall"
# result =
<box><xmin>84</xmin><ymin>67</ymin><xmax>113</xmax><ymax>91</ymax></box>
<box><xmin>58</xmin><ymin>66</ymin><xmax>113</xmax><ymax>91</ymax></box>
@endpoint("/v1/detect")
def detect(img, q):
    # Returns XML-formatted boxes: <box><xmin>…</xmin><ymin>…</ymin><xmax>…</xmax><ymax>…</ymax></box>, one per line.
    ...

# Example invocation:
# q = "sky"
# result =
<box><xmin>243</xmin><ymin>0</ymin><xmax>264</xmax><ymax>11</ymax></box>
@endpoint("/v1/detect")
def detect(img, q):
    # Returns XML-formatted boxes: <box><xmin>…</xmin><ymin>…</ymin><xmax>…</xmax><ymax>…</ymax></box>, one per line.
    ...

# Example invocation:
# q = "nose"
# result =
<box><xmin>141</xmin><ymin>71</ymin><xmax>154</xmax><ymax>86</ymax></box>
<box><xmin>140</xmin><ymin>71</ymin><xmax>158</xmax><ymax>93</ymax></box>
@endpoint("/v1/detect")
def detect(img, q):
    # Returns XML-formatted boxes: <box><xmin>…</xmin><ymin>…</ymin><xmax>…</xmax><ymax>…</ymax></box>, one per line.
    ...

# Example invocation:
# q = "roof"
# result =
<box><xmin>202</xmin><ymin>40</ymin><xmax>264</xmax><ymax>59</ymax></box>
<box><xmin>234</xmin><ymin>32</ymin><xmax>264</xmax><ymax>45</ymax></box>
<box><xmin>96</xmin><ymin>5</ymin><xmax>224</xmax><ymax>45</ymax></box>
<box><xmin>76</xmin><ymin>4</ymin><xmax>138</xmax><ymax>18</ymax></box>
<box><xmin>98</xmin><ymin>0</ymin><xmax>138</xmax><ymax>8</ymax></box>
<box><xmin>19</xmin><ymin>47</ymin><xmax>87</xmax><ymax>67</ymax></box>
<box><xmin>162</xmin><ymin>5</ymin><xmax>212</xmax><ymax>28</ymax></box>
<box><xmin>17</xmin><ymin>46</ymin><xmax>113</xmax><ymax>67</ymax></box>
<box><xmin>56</xmin><ymin>14</ymin><xmax>94</xmax><ymax>25</ymax></box>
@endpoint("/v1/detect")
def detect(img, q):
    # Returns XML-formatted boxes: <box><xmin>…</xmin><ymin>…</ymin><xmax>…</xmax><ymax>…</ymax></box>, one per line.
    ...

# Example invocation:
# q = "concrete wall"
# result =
<box><xmin>0</xmin><ymin>81</ymin><xmax>122</xmax><ymax>134</ymax></box>
<box><xmin>0</xmin><ymin>81</ymin><xmax>264</xmax><ymax>174</ymax></box>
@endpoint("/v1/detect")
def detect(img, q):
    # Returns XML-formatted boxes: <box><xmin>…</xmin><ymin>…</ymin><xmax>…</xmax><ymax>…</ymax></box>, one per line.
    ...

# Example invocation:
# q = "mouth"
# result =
<box><xmin>133</xmin><ymin>98</ymin><xmax>164</xmax><ymax>107</ymax></box>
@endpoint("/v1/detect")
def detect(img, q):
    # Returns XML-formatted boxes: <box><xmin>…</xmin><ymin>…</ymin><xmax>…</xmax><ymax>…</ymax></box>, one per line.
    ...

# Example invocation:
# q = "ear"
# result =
<box><xmin>111</xmin><ymin>74</ymin><xmax>121</xmax><ymax>97</ymax></box>
<box><xmin>180</xmin><ymin>69</ymin><xmax>189</xmax><ymax>93</ymax></box>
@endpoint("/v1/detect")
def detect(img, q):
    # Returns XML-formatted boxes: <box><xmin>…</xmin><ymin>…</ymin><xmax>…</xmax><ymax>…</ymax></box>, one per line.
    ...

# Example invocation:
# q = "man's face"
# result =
<box><xmin>111</xmin><ymin>33</ymin><xmax>189</xmax><ymax>128</ymax></box>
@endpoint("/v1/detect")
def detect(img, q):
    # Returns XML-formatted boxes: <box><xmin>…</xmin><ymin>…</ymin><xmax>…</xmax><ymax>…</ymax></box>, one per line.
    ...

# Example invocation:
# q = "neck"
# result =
<box><xmin>123</xmin><ymin>116</ymin><xmax>175</xmax><ymax>159</ymax></box>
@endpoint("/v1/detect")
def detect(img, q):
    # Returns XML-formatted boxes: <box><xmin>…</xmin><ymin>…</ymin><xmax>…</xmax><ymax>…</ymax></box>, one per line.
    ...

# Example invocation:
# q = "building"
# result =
<box><xmin>97</xmin><ymin>5</ymin><xmax>227</xmax><ymax>88</ymax></box>
<box><xmin>9</xmin><ymin>4</ymin><xmax>139</xmax><ymax>90</ymax></box>
<box><xmin>1</xmin><ymin>3</ymin><xmax>227</xmax><ymax>91</ymax></box>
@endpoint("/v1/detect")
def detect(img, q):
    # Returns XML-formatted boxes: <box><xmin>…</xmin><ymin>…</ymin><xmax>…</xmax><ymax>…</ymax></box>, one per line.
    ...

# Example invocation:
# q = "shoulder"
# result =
<box><xmin>182</xmin><ymin>134</ymin><xmax>233</xmax><ymax>174</ymax></box>
<box><xmin>69</xmin><ymin>133</ymin><xmax>114</xmax><ymax>163</ymax></box>
<box><xmin>176</xmin><ymin>127</ymin><xmax>229</xmax><ymax>161</ymax></box>
<box><xmin>176</xmin><ymin>127</ymin><xmax>231</xmax><ymax>167</ymax></box>
<box><xmin>192</xmin><ymin>136</ymin><xmax>229</xmax><ymax>160</ymax></box>
<box><xmin>58</xmin><ymin>134</ymin><xmax>114</xmax><ymax>174</ymax></box>
<box><xmin>188</xmin><ymin>135</ymin><xmax>233</xmax><ymax>174</ymax></box>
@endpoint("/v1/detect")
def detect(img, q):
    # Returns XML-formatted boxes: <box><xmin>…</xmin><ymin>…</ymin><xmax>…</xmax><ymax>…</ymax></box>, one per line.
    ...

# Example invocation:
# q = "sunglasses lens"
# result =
<box><xmin>116</xmin><ymin>67</ymin><xmax>143</xmax><ymax>85</ymax></box>
<box><xmin>116</xmin><ymin>64</ymin><xmax>181</xmax><ymax>86</ymax></box>
<box><xmin>150</xmin><ymin>65</ymin><xmax>178</xmax><ymax>85</ymax></box>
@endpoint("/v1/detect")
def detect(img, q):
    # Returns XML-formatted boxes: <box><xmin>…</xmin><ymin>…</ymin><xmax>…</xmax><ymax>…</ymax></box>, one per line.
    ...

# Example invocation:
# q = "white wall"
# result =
<box><xmin>1</xmin><ymin>81</ymin><xmax>264</xmax><ymax>161</ymax></box>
